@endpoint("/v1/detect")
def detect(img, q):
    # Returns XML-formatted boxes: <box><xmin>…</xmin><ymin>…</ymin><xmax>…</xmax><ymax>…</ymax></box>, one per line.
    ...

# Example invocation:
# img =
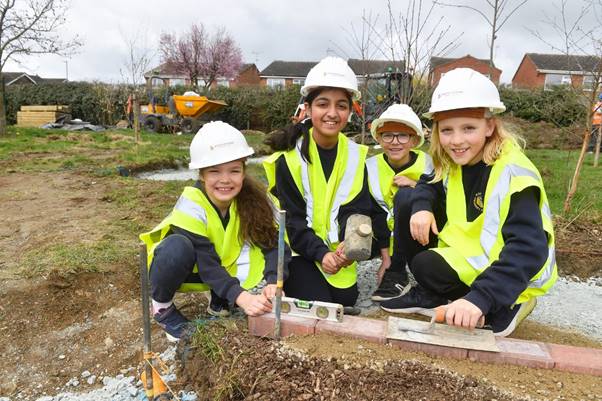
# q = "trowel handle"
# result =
<box><xmin>433</xmin><ymin>306</ymin><xmax>447</xmax><ymax>323</ymax></box>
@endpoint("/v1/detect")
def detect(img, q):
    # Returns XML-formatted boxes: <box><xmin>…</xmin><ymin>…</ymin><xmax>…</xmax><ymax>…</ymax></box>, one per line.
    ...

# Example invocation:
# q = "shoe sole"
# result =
<box><xmin>494</xmin><ymin>298</ymin><xmax>537</xmax><ymax>337</ymax></box>
<box><xmin>371</xmin><ymin>294</ymin><xmax>401</xmax><ymax>302</ymax></box>
<box><xmin>165</xmin><ymin>332</ymin><xmax>180</xmax><ymax>342</ymax></box>
<box><xmin>380</xmin><ymin>305</ymin><xmax>434</xmax><ymax>317</ymax></box>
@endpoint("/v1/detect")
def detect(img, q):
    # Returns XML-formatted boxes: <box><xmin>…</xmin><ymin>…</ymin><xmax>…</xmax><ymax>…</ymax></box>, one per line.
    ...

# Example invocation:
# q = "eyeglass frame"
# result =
<box><xmin>379</xmin><ymin>132</ymin><xmax>413</xmax><ymax>144</ymax></box>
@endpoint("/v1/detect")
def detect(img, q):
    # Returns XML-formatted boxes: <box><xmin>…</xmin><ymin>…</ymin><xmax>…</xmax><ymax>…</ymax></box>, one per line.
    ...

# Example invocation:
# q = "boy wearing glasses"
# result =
<box><xmin>366</xmin><ymin>104</ymin><xmax>435</xmax><ymax>302</ymax></box>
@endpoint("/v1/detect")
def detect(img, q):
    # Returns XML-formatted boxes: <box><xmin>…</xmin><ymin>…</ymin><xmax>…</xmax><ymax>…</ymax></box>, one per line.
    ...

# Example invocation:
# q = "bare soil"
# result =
<box><xmin>0</xmin><ymin>171</ymin><xmax>600</xmax><ymax>400</ymax></box>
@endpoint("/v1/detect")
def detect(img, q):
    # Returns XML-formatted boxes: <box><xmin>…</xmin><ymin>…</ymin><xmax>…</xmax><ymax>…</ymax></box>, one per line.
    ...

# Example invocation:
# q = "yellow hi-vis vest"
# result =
<box><xmin>263</xmin><ymin>130</ymin><xmax>368</xmax><ymax>288</ymax></box>
<box><xmin>366</xmin><ymin>150</ymin><xmax>433</xmax><ymax>252</ymax></box>
<box><xmin>139</xmin><ymin>186</ymin><xmax>266</xmax><ymax>292</ymax></box>
<box><xmin>434</xmin><ymin>142</ymin><xmax>558</xmax><ymax>305</ymax></box>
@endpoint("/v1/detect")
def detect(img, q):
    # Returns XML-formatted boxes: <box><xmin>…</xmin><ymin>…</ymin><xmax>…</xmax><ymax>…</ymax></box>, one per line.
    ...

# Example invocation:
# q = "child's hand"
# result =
<box><xmin>262</xmin><ymin>284</ymin><xmax>281</xmax><ymax>300</ymax></box>
<box><xmin>321</xmin><ymin>252</ymin><xmax>342</xmax><ymax>274</ymax></box>
<box><xmin>235</xmin><ymin>292</ymin><xmax>272</xmax><ymax>316</ymax></box>
<box><xmin>334</xmin><ymin>242</ymin><xmax>353</xmax><ymax>267</ymax></box>
<box><xmin>410</xmin><ymin>211</ymin><xmax>438</xmax><ymax>246</ymax></box>
<box><xmin>393</xmin><ymin>175</ymin><xmax>416</xmax><ymax>188</ymax></box>
<box><xmin>441</xmin><ymin>299</ymin><xmax>485</xmax><ymax>330</ymax></box>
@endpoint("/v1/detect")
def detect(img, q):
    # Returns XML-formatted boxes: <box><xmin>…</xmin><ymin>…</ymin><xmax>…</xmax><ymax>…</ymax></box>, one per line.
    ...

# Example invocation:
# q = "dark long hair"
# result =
<box><xmin>236</xmin><ymin>175</ymin><xmax>277</xmax><ymax>249</ymax></box>
<box><xmin>264</xmin><ymin>87</ymin><xmax>352</xmax><ymax>163</ymax></box>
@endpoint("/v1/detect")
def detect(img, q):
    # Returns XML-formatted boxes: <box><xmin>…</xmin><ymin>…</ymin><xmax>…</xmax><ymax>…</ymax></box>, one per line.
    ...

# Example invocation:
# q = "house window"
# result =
<box><xmin>544</xmin><ymin>74</ymin><xmax>572</xmax><ymax>90</ymax></box>
<box><xmin>169</xmin><ymin>78</ymin><xmax>185</xmax><ymax>87</ymax></box>
<box><xmin>583</xmin><ymin>75</ymin><xmax>599</xmax><ymax>91</ymax></box>
<box><xmin>217</xmin><ymin>79</ymin><xmax>230</xmax><ymax>87</ymax></box>
<box><xmin>267</xmin><ymin>78</ymin><xmax>285</xmax><ymax>88</ymax></box>
<box><xmin>292</xmin><ymin>78</ymin><xmax>304</xmax><ymax>85</ymax></box>
<box><xmin>151</xmin><ymin>77</ymin><xmax>164</xmax><ymax>87</ymax></box>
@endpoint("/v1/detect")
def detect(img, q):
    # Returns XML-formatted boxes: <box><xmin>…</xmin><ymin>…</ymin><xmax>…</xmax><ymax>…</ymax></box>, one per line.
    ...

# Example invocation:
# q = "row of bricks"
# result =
<box><xmin>248</xmin><ymin>313</ymin><xmax>602</xmax><ymax>377</ymax></box>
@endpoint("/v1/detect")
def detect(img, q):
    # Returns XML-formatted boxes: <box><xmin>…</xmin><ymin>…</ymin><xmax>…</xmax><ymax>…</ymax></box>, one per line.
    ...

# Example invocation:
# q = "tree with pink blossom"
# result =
<box><xmin>160</xmin><ymin>24</ymin><xmax>242</xmax><ymax>89</ymax></box>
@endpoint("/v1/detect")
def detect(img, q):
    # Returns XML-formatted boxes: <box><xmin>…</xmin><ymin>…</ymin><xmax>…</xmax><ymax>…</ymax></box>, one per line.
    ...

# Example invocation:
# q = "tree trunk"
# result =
<box><xmin>489</xmin><ymin>0</ymin><xmax>499</xmax><ymax>81</ymax></box>
<box><xmin>0</xmin><ymin>77</ymin><xmax>7</xmax><ymax>136</ymax></box>
<box><xmin>133</xmin><ymin>93</ymin><xmax>140</xmax><ymax>143</ymax></box>
<box><xmin>563</xmin><ymin>129</ymin><xmax>591</xmax><ymax>213</ymax></box>
<box><xmin>594</xmin><ymin>124</ymin><xmax>602</xmax><ymax>167</ymax></box>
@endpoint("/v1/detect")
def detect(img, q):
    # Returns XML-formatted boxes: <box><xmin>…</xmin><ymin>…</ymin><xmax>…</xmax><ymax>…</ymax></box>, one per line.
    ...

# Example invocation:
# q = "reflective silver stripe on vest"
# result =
<box><xmin>328</xmin><ymin>140</ymin><xmax>361</xmax><ymax>243</ymax></box>
<box><xmin>464</xmin><ymin>163</ymin><xmax>554</xmax><ymax>288</ymax></box>
<box><xmin>295</xmin><ymin>139</ymin><xmax>314</xmax><ymax>229</ymax></box>
<box><xmin>174</xmin><ymin>195</ymin><xmax>207</xmax><ymax>224</ymax></box>
<box><xmin>235</xmin><ymin>243</ymin><xmax>251</xmax><ymax>284</ymax></box>
<box><xmin>423</xmin><ymin>155</ymin><xmax>434</xmax><ymax>176</ymax></box>
<box><xmin>295</xmin><ymin>137</ymin><xmax>361</xmax><ymax>244</ymax></box>
<box><xmin>530</xmin><ymin>247</ymin><xmax>556</xmax><ymax>288</ymax></box>
<box><xmin>366</xmin><ymin>157</ymin><xmax>390</xmax><ymax>217</ymax></box>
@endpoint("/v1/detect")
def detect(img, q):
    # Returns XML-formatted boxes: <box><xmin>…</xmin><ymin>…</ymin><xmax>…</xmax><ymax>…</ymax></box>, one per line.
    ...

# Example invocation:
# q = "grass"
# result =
<box><xmin>527</xmin><ymin>149</ymin><xmax>602</xmax><ymax>220</ymax></box>
<box><xmin>21</xmin><ymin>239</ymin><xmax>130</xmax><ymax>277</ymax></box>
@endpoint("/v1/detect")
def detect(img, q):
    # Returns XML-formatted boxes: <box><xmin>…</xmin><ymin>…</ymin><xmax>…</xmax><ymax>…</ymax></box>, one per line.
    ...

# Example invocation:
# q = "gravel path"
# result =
<box><xmin>356</xmin><ymin>259</ymin><xmax>602</xmax><ymax>341</ymax></box>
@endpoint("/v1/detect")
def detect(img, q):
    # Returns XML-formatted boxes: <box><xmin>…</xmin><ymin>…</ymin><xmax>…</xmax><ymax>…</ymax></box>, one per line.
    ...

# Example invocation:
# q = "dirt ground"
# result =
<box><xmin>0</xmin><ymin>171</ymin><xmax>600</xmax><ymax>400</ymax></box>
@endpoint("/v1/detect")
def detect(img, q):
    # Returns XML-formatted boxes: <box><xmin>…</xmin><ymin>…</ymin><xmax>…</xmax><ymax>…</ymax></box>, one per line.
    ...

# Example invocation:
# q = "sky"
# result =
<box><xmin>5</xmin><ymin>0</ymin><xmax>600</xmax><ymax>84</ymax></box>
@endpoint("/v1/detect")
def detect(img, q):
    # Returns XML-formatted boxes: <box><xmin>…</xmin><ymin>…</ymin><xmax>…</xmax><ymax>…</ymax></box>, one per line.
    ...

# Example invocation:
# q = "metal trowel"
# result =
<box><xmin>387</xmin><ymin>306</ymin><xmax>500</xmax><ymax>352</ymax></box>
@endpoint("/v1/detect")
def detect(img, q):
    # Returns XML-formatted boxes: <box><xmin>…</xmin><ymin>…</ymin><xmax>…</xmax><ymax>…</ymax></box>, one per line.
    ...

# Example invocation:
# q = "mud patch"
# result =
<box><xmin>177</xmin><ymin>322</ymin><xmax>532</xmax><ymax>401</ymax></box>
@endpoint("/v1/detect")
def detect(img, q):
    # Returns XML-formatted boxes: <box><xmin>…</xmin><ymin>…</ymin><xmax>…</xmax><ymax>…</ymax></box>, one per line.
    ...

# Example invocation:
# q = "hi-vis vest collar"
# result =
<box><xmin>139</xmin><ymin>186</ymin><xmax>265</xmax><ymax>292</ymax></box>
<box><xmin>366</xmin><ymin>150</ymin><xmax>433</xmax><ymax>221</ymax></box>
<box><xmin>436</xmin><ymin>142</ymin><xmax>557</xmax><ymax>303</ymax></box>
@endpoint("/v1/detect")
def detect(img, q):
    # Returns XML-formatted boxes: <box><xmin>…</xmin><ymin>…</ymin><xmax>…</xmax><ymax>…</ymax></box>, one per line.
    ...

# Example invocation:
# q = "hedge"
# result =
<box><xmin>3</xmin><ymin>81</ymin><xmax>589</xmax><ymax>129</ymax></box>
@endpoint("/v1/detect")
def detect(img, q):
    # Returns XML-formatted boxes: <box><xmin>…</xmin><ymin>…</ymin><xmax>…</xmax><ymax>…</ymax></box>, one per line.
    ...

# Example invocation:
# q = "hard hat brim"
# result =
<box><xmin>189</xmin><ymin>148</ymin><xmax>254</xmax><ymax>170</ymax></box>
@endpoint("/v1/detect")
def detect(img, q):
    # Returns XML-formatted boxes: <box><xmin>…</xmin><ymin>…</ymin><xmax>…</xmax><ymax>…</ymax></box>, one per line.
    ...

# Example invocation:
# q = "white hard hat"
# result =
<box><xmin>300</xmin><ymin>57</ymin><xmax>361</xmax><ymax>101</ymax></box>
<box><xmin>189</xmin><ymin>121</ymin><xmax>254</xmax><ymax>169</ymax></box>
<box><xmin>370</xmin><ymin>104</ymin><xmax>425</xmax><ymax>147</ymax></box>
<box><xmin>424</xmin><ymin>68</ymin><xmax>505</xmax><ymax>119</ymax></box>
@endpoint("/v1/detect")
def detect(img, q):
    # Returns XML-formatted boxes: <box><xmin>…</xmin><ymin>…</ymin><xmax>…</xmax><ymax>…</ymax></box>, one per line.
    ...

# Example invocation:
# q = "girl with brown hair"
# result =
<box><xmin>140</xmin><ymin>121</ymin><xmax>290</xmax><ymax>341</ymax></box>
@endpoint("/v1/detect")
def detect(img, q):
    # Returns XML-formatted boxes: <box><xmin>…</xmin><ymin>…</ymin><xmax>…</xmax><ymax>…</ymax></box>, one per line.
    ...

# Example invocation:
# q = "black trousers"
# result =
<box><xmin>410</xmin><ymin>250</ymin><xmax>470</xmax><ymax>300</ymax></box>
<box><xmin>389</xmin><ymin>187</ymin><xmax>446</xmax><ymax>275</ymax></box>
<box><xmin>149</xmin><ymin>234</ymin><xmax>228</xmax><ymax>307</ymax></box>
<box><xmin>283</xmin><ymin>256</ymin><xmax>358</xmax><ymax>306</ymax></box>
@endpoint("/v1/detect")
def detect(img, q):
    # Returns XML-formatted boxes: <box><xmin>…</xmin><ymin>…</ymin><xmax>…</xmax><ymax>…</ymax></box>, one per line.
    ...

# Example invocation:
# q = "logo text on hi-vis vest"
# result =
<box><xmin>473</xmin><ymin>192</ymin><xmax>484</xmax><ymax>212</ymax></box>
<box><xmin>210</xmin><ymin>141</ymin><xmax>235</xmax><ymax>150</ymax></box>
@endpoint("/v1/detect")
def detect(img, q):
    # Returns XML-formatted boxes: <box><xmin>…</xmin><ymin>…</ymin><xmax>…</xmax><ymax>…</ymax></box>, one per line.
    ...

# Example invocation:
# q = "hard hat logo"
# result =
<box><xmin>189</xmin><ymin>121</ymin><xmax>254</xmax><ymax>169</ymax></box>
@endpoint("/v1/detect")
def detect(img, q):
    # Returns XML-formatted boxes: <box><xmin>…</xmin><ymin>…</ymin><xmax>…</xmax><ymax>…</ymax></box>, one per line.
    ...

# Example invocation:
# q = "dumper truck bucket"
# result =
<box><xmin>172</xmin><ymin>95</ymin><xmax>227</xmax><ymax>118</ymax></box>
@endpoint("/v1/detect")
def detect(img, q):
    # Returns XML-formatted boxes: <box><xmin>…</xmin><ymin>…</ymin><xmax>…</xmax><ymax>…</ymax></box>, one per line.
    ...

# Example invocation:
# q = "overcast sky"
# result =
<box><xmin>6</xmin><ymin>0</ymin><xmax>600</xmax><ymax>84</ymax></box>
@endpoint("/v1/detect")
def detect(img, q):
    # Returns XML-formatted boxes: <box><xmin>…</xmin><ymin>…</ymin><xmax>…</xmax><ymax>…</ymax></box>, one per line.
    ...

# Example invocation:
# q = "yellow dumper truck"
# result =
<box><xmin>140</xmin><ymin>92</ymin><xmax>227</xmax><ymax>133</ymax></box>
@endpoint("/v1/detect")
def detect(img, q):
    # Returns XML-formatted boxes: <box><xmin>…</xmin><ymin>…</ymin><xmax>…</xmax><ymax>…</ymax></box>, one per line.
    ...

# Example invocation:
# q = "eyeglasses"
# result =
<box><xmin>380</xmin><ymin>132</ymin><xmax>411</xmax><ymax>144</ymax></box>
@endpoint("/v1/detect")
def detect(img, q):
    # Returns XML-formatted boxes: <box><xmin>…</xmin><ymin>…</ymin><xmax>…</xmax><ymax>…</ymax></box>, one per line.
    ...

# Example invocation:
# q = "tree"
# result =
<box><xmin>530</xmin><ymin>0</ymin><xmax>602</xmax><ymax>212</ymax></box>
<box><xmin>435</xmin><ymin>0</ymin><xmax>529</xmax><ymax>78</ymax></box>
<box><xmin>120</xmin><ymin>28</ymin><xmax>152</xmax><ymax>143</ymax></box>
<box><xmin>0</xmin><ymin>0</ymin><xmax>80</xmax><ymax>136</ymax></box>
<box><xmin>159</xmin><ymin>24</ymin><xmax>242</xmax><ymax>89</ymax></box>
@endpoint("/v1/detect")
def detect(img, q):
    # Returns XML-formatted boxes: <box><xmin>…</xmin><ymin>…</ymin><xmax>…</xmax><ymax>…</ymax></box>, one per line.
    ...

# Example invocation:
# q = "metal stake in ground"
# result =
<box><xmin>274</xmin><ymin>210</ymin><xmax>286</xmax><ymax>339</ymax></box>
<box><xmin>139</xmin><ymin>243</ymin><xmax>154</xmax><ymax>399</ymax></box>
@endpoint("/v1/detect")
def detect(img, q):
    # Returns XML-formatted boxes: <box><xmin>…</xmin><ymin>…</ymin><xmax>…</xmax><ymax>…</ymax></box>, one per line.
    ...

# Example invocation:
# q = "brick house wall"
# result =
<box><xmin>512</xmin><ymin>55</ymin><xmax>545</xmax><ymax>89</ymax></box>
<box><xmin>231</xmin><ymin>65</ymin><xmax>260</xmax><ymax>87</ymax></box>
<box><xmin>431</xmin><ymin>56</ymin><xmax>501</xmax><ymax>85</ymax></box>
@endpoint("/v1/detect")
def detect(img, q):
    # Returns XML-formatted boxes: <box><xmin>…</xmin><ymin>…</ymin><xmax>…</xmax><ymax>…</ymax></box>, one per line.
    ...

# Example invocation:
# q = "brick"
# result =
<box><xmin>468</xmin><ymin>337</ymin><xmax>554</xmax><ymax>369</ymax></box>
<box><xmin>547</xmin><ymin>343</ymin><xmax>602</xmax><ymax>376</ymax></box>
<box><xmin>315</xmin><ymin>315</ymin><xmax>387</xmax><ymax>344</ymax></box>
<box><xmin>248</xmin><ymin>313</ymin><xmax>316</xmax><ymax>338</ymax></box>
<box><xmin>388</xmin><ymin>338</ymin><xmax>468</xmax><ymax>359</ymax></box>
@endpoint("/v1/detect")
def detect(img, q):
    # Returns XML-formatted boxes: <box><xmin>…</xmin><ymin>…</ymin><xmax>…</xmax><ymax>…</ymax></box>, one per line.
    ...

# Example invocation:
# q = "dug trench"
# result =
<box><xmin>0</xmin><ymin>170</ymin><xmax>600</xmax><ymax>400</ymax></box>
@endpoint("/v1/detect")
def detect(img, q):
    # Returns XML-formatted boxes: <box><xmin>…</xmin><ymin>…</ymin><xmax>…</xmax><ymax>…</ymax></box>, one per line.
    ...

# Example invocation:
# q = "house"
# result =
<box><xmin>143</xmin><ymin>63</ymin><xmax>260</xmax><ymax>89</ymax></box>
<box><xmin>259</xmin><ymin>59</ymin><xmax>406</xmax><ymax>88</ymax></box>
<box><xmin>429</xmin><ymin>55</ymin><xmax>501</xmax><ymax>85</ymax></box>
<box><xmin>512</xmin><ymin>53</ymin><xmax>601</xmax><ymax>90</ymax></box>
<box><xmin>1</xmin><ymin>72</ymin><xmax>66</xmax><ymax>86</ymax></box>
